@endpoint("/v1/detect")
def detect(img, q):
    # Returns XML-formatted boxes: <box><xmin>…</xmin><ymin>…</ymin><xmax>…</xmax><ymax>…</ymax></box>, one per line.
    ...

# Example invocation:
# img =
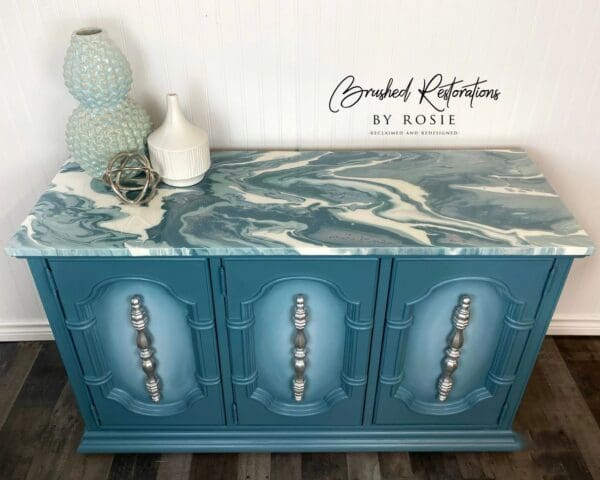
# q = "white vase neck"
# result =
<box><xmin>148</xmin><ymin>93</ymin><xmax>209</xmax><ymax>150</ymax></box>
<box><xmin>165</xmin><ymin>94</ymin><xmax>188</xmax><ymax>126</ymax></box>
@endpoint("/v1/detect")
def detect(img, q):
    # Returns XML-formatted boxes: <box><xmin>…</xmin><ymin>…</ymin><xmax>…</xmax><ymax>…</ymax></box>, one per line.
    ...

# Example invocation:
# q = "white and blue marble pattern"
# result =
<box><xmin>5</xmin><ymin>150</ymin><xmax>594</xmax><ymax>257</ymax></box>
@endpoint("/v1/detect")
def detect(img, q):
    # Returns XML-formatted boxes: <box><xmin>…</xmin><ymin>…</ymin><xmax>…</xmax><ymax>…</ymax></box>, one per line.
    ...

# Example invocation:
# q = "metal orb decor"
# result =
<box><xmin>103</xmin><ymin>152</ymin><xmax>160</xmax><ymax>205</ymax></box>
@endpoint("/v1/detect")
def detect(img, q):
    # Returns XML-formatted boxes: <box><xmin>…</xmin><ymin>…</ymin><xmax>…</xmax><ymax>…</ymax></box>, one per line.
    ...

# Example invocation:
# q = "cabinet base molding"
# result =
<box><xmin>79</xmin><ymin>428</ymin><xmax>523</xmax><ymax>453</ymax></box>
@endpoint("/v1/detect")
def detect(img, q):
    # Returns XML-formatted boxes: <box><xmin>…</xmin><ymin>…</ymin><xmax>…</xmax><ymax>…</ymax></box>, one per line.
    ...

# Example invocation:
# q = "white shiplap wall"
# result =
<box><xmin>0</xmin><ymin>0</ymin><xmax>599</xmax><ymax>340</ymax></box>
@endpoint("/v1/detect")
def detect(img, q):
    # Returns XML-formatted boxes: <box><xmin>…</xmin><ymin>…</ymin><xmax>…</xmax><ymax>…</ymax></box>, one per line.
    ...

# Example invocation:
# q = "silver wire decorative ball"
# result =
<box><xmin>103</xmin><ymin>152</ymin><xmax>160</xmax><ymax>205</ymax></box>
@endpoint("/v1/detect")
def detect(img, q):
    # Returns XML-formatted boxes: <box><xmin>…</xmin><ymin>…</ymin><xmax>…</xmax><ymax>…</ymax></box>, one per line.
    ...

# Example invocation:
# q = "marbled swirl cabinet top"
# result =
<box><xmin>5</xmin><ymin>150</ymin><xmax>595</xmax><ymax>257</ymax></box>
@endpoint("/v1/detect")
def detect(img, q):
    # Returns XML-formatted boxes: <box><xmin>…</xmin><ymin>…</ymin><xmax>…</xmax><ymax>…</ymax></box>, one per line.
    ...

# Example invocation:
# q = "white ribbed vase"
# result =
<box><xmin>148</xmin><ymin>94</ymin><xmax>211</xmax><ymax>187</ymax></box>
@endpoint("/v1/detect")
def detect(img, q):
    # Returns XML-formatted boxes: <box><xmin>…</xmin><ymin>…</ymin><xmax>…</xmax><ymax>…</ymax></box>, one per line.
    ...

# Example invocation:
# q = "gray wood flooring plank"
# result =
<box><xmin>454</xmin><ymin>452</ymin><xmax>494</xmax><ymax>479</ymax></box>
<box><xmin>535</xmin><ymin>339</ymin><xmax>600</xmax><ymax>478</ymax></box>
<box><xmin>0</xmin><ymin>342</ymin><xmax>67</xmax><ymax>480</ymax></box>
<box><xmin>108</xmin><ymin>453</ymin><xmax>161</xmax><ymax>480</ymax></box>
<box><xmin>189</xmin><ymin>453</ymin><xmax>238</xmax><ymax>480</ymax></box>
<box><xmin>25</xmin><ymin>383</ymin><xmax>87</xmax><ymax>480</ymax></box>
<box><xmin>156</xmin><ymin>454</ymin><xmax>193</xmax><ymax>480</ymax></box>
<box><xmin>237</xmin><ymin>453</ymin><xmax>270</xmax><ymax>480</ymax></box>
<box><xmin>271</xmin><ymin>453</ymin><xmax>301</xmax><ymax>480</ymax></box>
<box><xmin>409</xmin><ymin>452</ymin><xmax>462</xmax><ymax>480</ymax></box>
<box><xmin>478</xmin><ymin>452</ymin><xmax>519</xmax><ymax>480</ymax></box>
<box><xmin>0</xmin><ymin>342</ymin><xmax>42</xmax><ymax>429</ymax></box>
<box><xmin>24</xmin><ymin>382</ymin><xmax>114</xmax><ymax>480</ymax></box>
<box><xmin>555</xmin><ymin>336</ymin><xmax>600</xmax><ymax>425</ymax></box>
<box><xmin>59</xmin><ymin>448</ymin><xmax>114</xmax><ymax>480</ymax></box>
<box><xmin>302</xmin><ymin>453</ymin><xmax>348</xmax><ymax>480</ymax></box>
<box><xmin>346</xmin><ymin>452</ymin><xmax>381</xmax><ymax>480</ymax></box>
<box><xmin>377</xmin><ymin>452</ymin><xmax>414</xmax><ymax>480</ymax></box>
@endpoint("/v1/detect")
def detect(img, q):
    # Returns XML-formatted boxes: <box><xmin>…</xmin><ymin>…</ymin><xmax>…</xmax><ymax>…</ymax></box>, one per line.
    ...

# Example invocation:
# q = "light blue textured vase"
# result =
<box><xmin>64</xmin><ymin>28</ymin><xmax>151</xmax><ymax>178</ymax></box>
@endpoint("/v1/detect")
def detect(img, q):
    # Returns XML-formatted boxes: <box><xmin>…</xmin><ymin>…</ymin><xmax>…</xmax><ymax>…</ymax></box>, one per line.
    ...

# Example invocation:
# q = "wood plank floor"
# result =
<box><xmin>0</xmin><ymin>337</ymin><xmax>599</xmax><ymax>480</ymax></box>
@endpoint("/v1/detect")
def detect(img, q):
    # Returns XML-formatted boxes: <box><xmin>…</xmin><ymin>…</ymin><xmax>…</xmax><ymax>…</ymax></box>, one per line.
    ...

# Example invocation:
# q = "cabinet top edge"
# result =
<box><xmin>8</xmin><ymin>248</ymin><xmax>594</xmax><ymax>258</ymax></box>
<box><xmin>6</xmin><ymin>150</ymin><xmax>594</xmax><ymax>258</ymax></box>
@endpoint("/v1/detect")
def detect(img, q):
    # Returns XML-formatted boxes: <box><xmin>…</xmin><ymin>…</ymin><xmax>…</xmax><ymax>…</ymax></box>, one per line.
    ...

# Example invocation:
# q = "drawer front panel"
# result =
<box><xmin>49</xmin><ymin>259</ymin><xmax>225</xmax><ymax>426</ymax></box>
<box><xmin>374</xmin><ymin>258</ymin><xmax>554</xmax><ymax>427</ymax></box>
<box><xmin>223</xmin><ymin>258</ymin><xmax>379</xmax><ymax>426</ymax></box>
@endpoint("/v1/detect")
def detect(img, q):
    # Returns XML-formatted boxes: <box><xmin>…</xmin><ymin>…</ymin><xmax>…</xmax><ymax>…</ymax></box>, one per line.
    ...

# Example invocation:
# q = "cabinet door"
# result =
<box><xmin>223</xmin><ymin>258</ymin><xmax>379</xmax><ymax>426</ymax></box>
<box><xmin>49</xmin><ymin>259</ymin><xmax>225</xmax><ymax>426</ymax></box>
<box><xmin>374</xmin><ymin>258</ymin><xmax>554</xmax><ymax>427</ymax></box>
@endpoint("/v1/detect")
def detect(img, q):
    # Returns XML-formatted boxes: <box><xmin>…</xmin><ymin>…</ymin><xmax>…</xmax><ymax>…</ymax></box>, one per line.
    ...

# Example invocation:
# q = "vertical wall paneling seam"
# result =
<box><xmin>213</xmin><ymin>0</ymin><xmax>232</xmax><ymax>146</ymax></box>
<box><xmin>193</xmin><ymin>0</ymin><xmax>214</xmax><ymax>140</ymax></box>
<box><xmin>6</xmin><ymin>0</ymin><xmax>35</xmax><ymax>127</ymax></box>
<box><xmin>505</xmin><ymin>0</ymin><xmax>542</xmax><ymax>137</ymax></box>
<box><xmin>346</xmin><ymin>0</ymin><xmax>362</xmax><ymax>146</ymax></box>
<box><xmin>276</xmin><ymin>1</ymin><xmax>283</xmax><ymax>145</ymax></box>
<box><xmin>175</xmin><ymin>0</ymin><xmax>195</xmax><ymax>125</ymax></box>
<box><xmin>311</xmin><ymin>0</ymin><xmax>322</xmax><ymax>147</ymax></box>
<box><xmin>328</xmin><ymin>0</ymin><xmax>341</xmax><ymax>149</ymax></box>
<box><xmin>233</xmin><ymin>0</ymin><xmax>248</xmax><ymax>147</ymax></box>
<box><xmin>0</xmin><ymin>15</ymin><xmax>40</xmax><ymax>202</ymax></box>
<box><xmin>522</xmin><ymin>2</ymin><xmax>562</xmax><ymax>145</ymax></box>
<box><xmin>293</xmin><ymin>0</ymin><xmax>301</xmax><ymax>148</ymax></box>
<box><xmin>541</xmin><ymin>1</ymin><xmax>582</xmax><ymax>136</ymax></box>
<box><xmin>154</xmin><ymin>0</ymin><xmax>172</xmax><ymax>92</ymax></box>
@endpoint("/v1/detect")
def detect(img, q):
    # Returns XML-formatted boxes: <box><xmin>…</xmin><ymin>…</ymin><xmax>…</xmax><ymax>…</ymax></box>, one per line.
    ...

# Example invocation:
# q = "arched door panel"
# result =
<box><xmin>223</xmin><ymin>258</ymin><xmax>379</xmax><ymax>426</ymax></box>
<box><xmin>50</xmin><ymin>259</ymin><xmax>225</xmax><ymax>426</ymax></box>
<box><xmin>375</xmin><ymin>258</ymin><xmax>553</xmax><ymax>427</ymax></box>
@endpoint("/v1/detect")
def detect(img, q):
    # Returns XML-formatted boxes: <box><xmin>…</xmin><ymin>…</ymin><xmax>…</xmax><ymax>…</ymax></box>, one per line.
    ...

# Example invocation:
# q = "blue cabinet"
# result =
<box><xmin>10</xmin><ymin>150</ymin><xmax>593</xmax><ymax>452</ymax></box>
<box><xmin>48</xmin><ymin>259</ymin><xmax>225</xmax><ymax>426</ymax></box>
<box><xmin>24</xmin><ymin>254</ymin><xmax>575</xmax><ymax>452</ymax></box>
<box><xmin>221</xmin><ymin>258</ymin><xmax>379</xmax><ymax>425</ymax></box>
<box><xmin>375</xmin><ymin>258</ymin><xmax>554</xmax><ymax>427</ymax></box>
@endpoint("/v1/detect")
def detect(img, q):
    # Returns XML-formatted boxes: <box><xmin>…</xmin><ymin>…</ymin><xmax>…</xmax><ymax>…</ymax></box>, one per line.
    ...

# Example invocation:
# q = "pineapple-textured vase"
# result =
<box><xmin>63</xmin><ymin>27</ymin><xmax>151</xmax><ymax>178</ymax></box>
<box><xmin>148</xmin><ymin>94</ymin><xmax>211</xmax><ymax>187</ymax></box>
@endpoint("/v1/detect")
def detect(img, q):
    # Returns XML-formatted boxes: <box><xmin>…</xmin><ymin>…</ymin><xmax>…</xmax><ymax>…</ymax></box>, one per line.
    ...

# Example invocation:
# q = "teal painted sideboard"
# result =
<box><xmin>6</xmin><ymin>150</ymin><xmax>594</xmax><ymax>452</ymax></box>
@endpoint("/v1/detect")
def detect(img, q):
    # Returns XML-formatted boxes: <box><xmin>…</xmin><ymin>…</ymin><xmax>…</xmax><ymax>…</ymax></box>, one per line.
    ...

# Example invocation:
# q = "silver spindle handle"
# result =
<box><xmin>130</xmin><ymin>295</ymin><xmax>161</xmax><ymax>403</ymax></box>
<box><xmin>292</xmin><ymin>295</ymin><xmax>308</xmax><ymax>402</ymax></box>
<box><xmin>437</xmin><ymin>295</ymin><xmax>471</xmax><ymax>402</ymax></box>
